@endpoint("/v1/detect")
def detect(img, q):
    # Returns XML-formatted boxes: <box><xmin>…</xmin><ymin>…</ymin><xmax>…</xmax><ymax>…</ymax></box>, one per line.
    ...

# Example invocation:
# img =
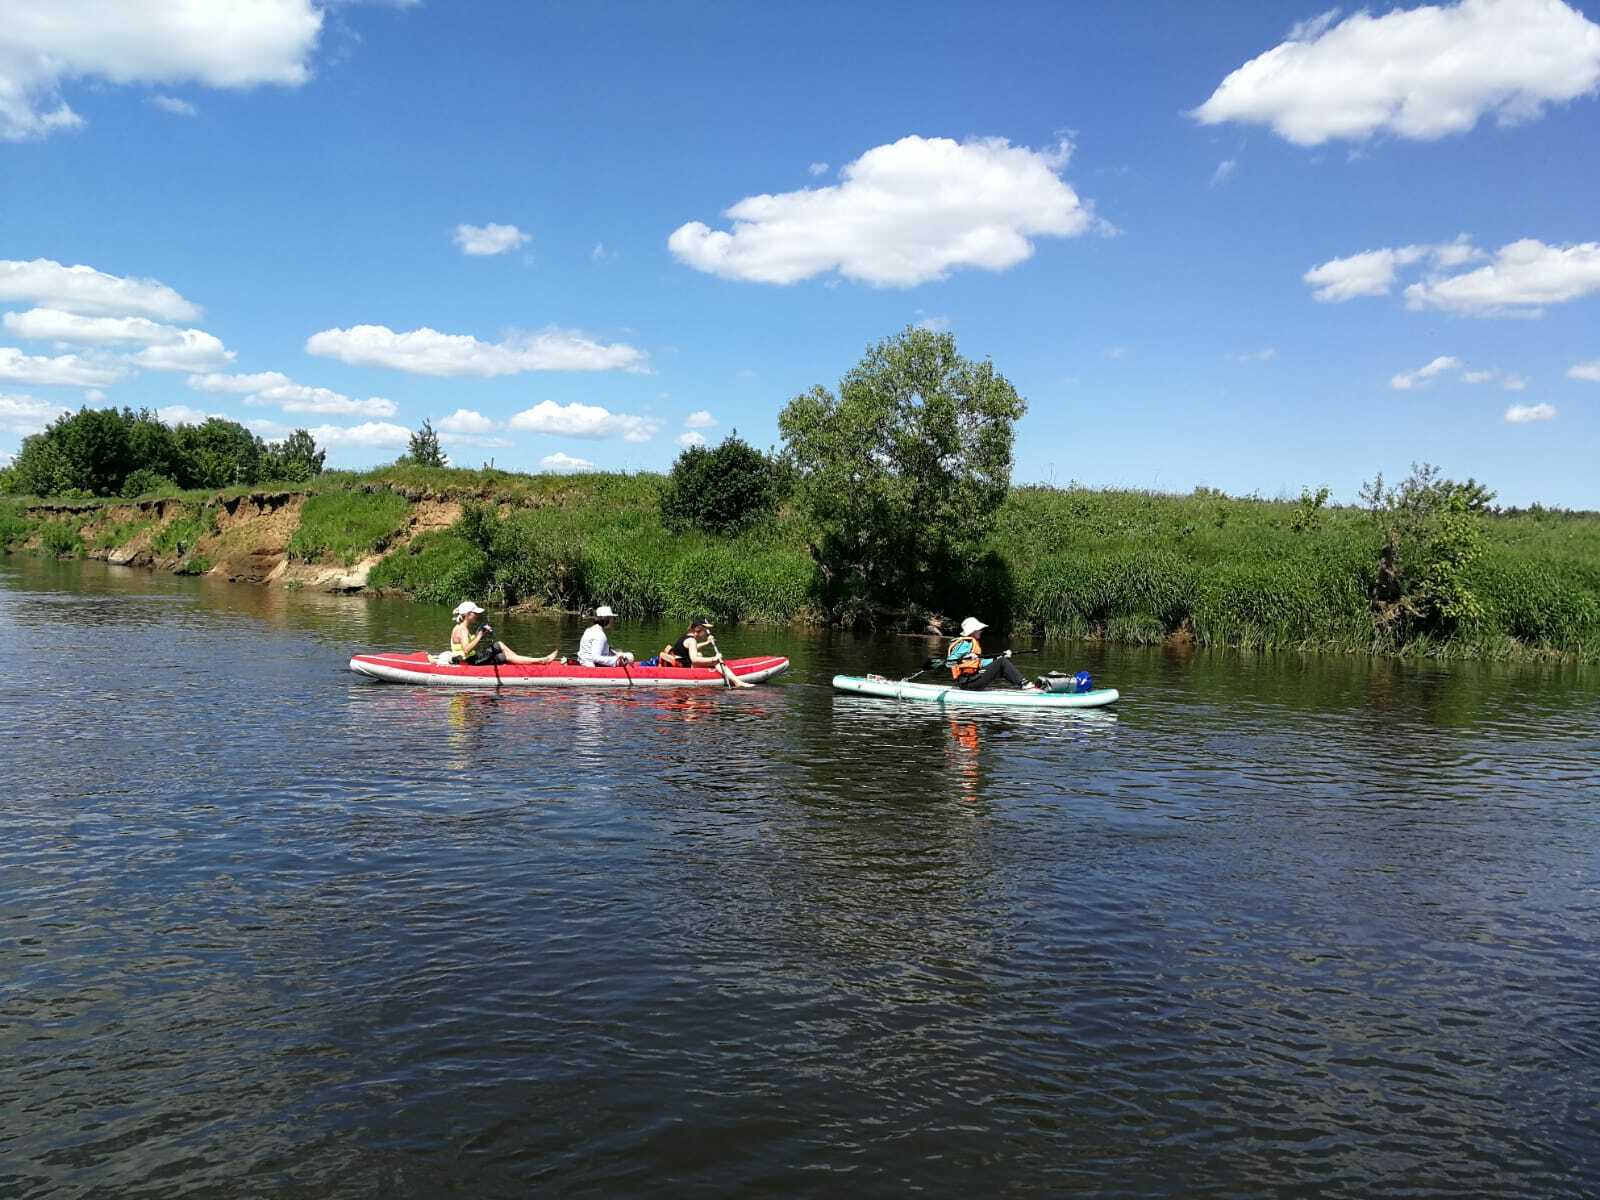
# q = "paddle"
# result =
<box><xmin>904</xmin><ymin>647</ymin><xmax>1041</xmax><ymax>683</ymax></box>
<box><xmin>704</xmin><ymin>635</ymin><xmax>748</xmax><ymax>689</ymax></box>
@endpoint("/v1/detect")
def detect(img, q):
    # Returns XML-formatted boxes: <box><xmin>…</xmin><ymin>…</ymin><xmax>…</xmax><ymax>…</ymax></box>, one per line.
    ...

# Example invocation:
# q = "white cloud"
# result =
<box><xmin>306</xmin><ymin>323</ymin><xmax>648</xmax><ymax>375</ymax></box>
<box><xmin>247</xmin><ymin>382</ymin><xmax>395</xmax><ymax>416</ymax></box>
<box><xmin>1461</xmin><ymin>368</ymin><xmax>1529</xmax><ymax>389</ymax></box>
<box><xmin>0</xmin><ymin>346</ymin><xmax>126</xmax><ymax>387</ymax></box>
<box><xmin>676</xmin><ymin>431</ymin><xmax>706</xmax><ymax>449</ymax></box>
<box><xmin>1504</xmin><ymin>402</ymin><xmax>1557</xmax><ymax>423</ymax></box>
<box><xmin>0</xmin><ymin>450</ymin><xmax>11</xmax><ymax>466</ymax></box>
<box><xmin>1208</xmin><ymin>158</ymin><xmax>1237</xmax><ymax>187</ymax></box>
<box><xmin>305</xmin><ymin>421</ymin><xmax>412</xmax><ymax>448</ymax></box>
<box><xmin>591</xmin><ymin>241</ymin><xmax>614</xmax><ymax>262</ymax></box>
<box><xmin>5</xmin><ymin>307</ymin><xmax>189</xmax><ymax>346</ymax></box>
<box><xmin>808</xmin><ymin>161</ymin><xmax>829</xmax><ymax>176</ymax></box>
<box><xmin>540</xmin><ymin>451</ymin><xmax>594</xmax><ymax>472</ymax></box>
<box><xmin>149</xmin><ymin>95</ymin><xmax>198</xmax><ymax>117</ymax></box>
<box><xmin>452</xmin><ymin>223</ymin><xmax>530</xmax><ymax>256</ymax></box>
<box><xmin>127</xmin><ymin>330</ymin><xmax>234</xmax><ymax>372</ymax></box>
<box><xmin>156</xmin><ymin>404</ymin><xmax>222</xmax><ymax>426</ymax></box>
<box><xmin>913</xmin><ymin>312</ymin><xmax>952</xmax><ymax>332</ymax></box>
<box><xmin>1569</xmin><ymin>360</ymin><xmax>1600</xmax><ymax>382</ymax></box>
<box><xmin>668</xmin><ymin>134</ymin><xmax>1105</xmax><ymax>287</ymax></box>
<box><xmin>188</xmin><ymin>370</ymin><xmax>293</xmax><ymax>394</ymax></box>
<box><xmin>1403</xmin><ymin>239</ymin><xmax>1600</xmax><ymax>316</ymax></box>
<box><xmin>0</xmin><ymin>392</ymin><xmax>69</xmax><ymax>434</ymax></box>
<box><xmin>1230</xmin><ymin>348</ymin><xmax>1277</xmax><ymax>363</ymax></box>
<box><xmin>0</xmin><ymin>0</ymin><xmax>322</xmax><ymax>140</ymax></box>
<box><xmin>0</xmin><ymin>258</ymin><xmax>201</xmax><ymax>320</ymax></box>
<box><xmin>1391</xmin><ymin>355</ymin><xmax>1462</xmax><ymax>390</ymax></box>
<box><xmin>509</xmin><ymin>400</ymin><xmax>659</xmax><ymax>443</ymax></box>
<box><xmin>83</xmin><ymin>388</ymin><xmax>106</xmax><ymax>403</ymax></box>
<box><xmin>1104</xmin><ymin>346</ymin><xmax>1129</xmax><ymax>361</ymax></box>
<box><xmin>1304</xmin><ymin>237</ymin><xmax>1482</xmax><ymax>301</ymax></box>
<box><xmin>683</xmin><ymin>409</ymin><xmax>716</xmax><ymax>430</ymax></box>
<box><xmin>1191</xmin><ymin>0</ymin><xmax>1600</xmax><ymax>146</ymax></box>
<box><xmin>435</xmin><ymin>408</ymin><xmax>498</xmax><ymax>434</ymax></box>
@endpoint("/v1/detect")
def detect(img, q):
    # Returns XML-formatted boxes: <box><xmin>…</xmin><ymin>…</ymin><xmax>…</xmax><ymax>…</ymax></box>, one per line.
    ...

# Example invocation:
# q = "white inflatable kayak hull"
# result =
<box><xmin>832</xmin><ymin>674</ymin><xmax>1119</xmax><ymax>709</ymax></box>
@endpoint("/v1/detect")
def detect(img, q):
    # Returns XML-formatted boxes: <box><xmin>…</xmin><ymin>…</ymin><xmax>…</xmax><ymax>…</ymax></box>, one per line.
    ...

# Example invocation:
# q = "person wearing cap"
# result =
<box><xmin>577</xmin><ymin>605</ymin><xmax>635</xmax><ymax>667</ymax></box>
<box><xmin>648</xmin><ymin>616</ymin><xmax>754</xmax><ymax>687</ymax></box>
<box><xmin>450</xmin><ymin>601</ymin><xmax>560</xmax><ymax>666</ymax></box>
<box><xmin>945</xmin><ymin>616</ymin><xmax>1040</xmax><ymax>692</ymax></box>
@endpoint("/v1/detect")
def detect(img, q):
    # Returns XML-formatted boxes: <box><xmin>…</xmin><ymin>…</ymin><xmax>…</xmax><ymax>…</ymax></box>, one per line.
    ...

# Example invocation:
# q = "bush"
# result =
<box><xmin>289</xmin><ymin>491</ymin><xmax>413</xmax><ymax>565</ymax></box>
<box><xmin>367</xmin><ymin>529</ymin><xmax>487</xmax><ymax>606</ymax></box>
<box><xmin>660</xmin><ymin>433</ymin><xmax>781</xmax><ymax>535</ymax></box>
<box><xmin>121</xmin><ymin>468</ymin><xmax>180</xmax><ymax>499</ymax></box>
<box><xmin>39</xmin><ymin>518</ymin><xmax>84</xmax><ymax>558</ymax></box>
<box><xmin>0</xmin><ymin>502</ymin><xmax>35</xmax><ymax>549</ymax></box>
<box><xmin>153</xmin><ymin>504</ymin><xmax>218</xmax><ymax>558</ymax></box>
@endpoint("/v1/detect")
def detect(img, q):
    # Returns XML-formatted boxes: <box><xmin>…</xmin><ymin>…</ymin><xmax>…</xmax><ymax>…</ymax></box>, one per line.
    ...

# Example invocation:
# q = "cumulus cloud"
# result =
<box><xmin>683</xmin><ymin>410</ymin><xmax>716</xmax><ymax>430</ymax></box>
<box><xmin>435</xmin><ymin>408</ymin><xmax>498</xmax><ymax>434</ymax></box>
<box><xmin>1403</xmin><ymin>239</ymin><xmax>1600</xmax><ymax>315</ymax></box>
<box><xmin>1569</xmin><ymin>360</ymin><xmax>1600</xmax><ymax>382</ymax></box>
<box><xmin>6</xmin><ymin>307</ymin><xmax>190</xmax><ymax>346</ymax></box>
<box><xmin>156</xmin><ymin>404</ymin><xmax>222</xmax><ymax>426</ymax></box>
<box><xmin>126</xmin><ymin>329</ymin><xmax>234</xmax><ymax>372</ymax></box>
<box><xmin>1504</xmin><ymin>402</ymin><xmax>1557</xmax><ymax>422</ymax></box>
<box><xmin>305</xmin><ymin>421</ymin><xmax>412</xmax><ymax>448</ymax></box>
<box><xmin>1304</xmin><ymin>237</ymin><xmax>1482</xmax><ymax>301</ymax></box>
<box><xmin>540</xmin><ymin>451</ymin><xmax>594</xmax><ymax>472</ymax></box>
<box><xmin>83</xmin><ymin>388</ymin><xmax>106</xmax><ymax>403</ymax></box>
<box><xmin>676</xmin><ymin>431</ymin><xmax>706</xmax><ymax>449</ymax></box>
<box><xmin>0</xmin><ymin>392</ymin><xmax>69</xmax><ymax>434</ymax></box>
<box><xmin>247</xmin><ymin>382</ymin><xmax>395</xmax><ymax>416</ymax></box>
<box><xmin>509</xmin><ymin>400</ymin><xmax>659</xmax><ymax>443</ymax></box>
<box><xmin>0</xmin><ymin>258</ymin><xmax>201</xmax><ymax>320</ymax></box>
<box><xmin>149</xmin><ymin>95</ymin><xmax>198</xmax><ymax>117</ymax></box>
<box><xmin>1461</xmin><ymin>368</ymin><xmax>1529</xmax><ymax>389</ymax></box>
<box><xmin>306</xmin><ymin>323</ymin><xmax>648</xmax><ymax>375</ymax></box>
<box><xmin>0</xmin><ymin>0</ymin><xmax>323</xmax><ymax>140</ymax></box>
<box><xmin>0</xmin><ymin>346</ymin><xmax>126</xmax><ymax>387</ymax></box>
<box><xmin>1191</xmin><ymin>0</ymin><xmax>1600</xmax><ymax>146</ymax></box>
<box><xmin>1391</xmin><ymin>355</ymin><xmax>1463</xmax><ymax>389</ymax></box>
<box><xmin>1230</xmin><ymin>348</ymin><xmax>1277</xmax><ymax>363</ymax></box>
<box><xmin>668</xmin><ymin>134</ymin><xmax>1106</xmax><ymax>286</ymax></box>
<box><xmin>188</xmin><ymin>370</ymin><xmax>293</xmax><ymax>394</ymax></box>
<box><xmin>808</xmin><ymin>161</ymin><xmax>829</xmax><ymax>176</ymax></box>
<box><xmin>453</xmin><ymin>223</ymin><xmax>530</xmax><ymax>256</ymax></box>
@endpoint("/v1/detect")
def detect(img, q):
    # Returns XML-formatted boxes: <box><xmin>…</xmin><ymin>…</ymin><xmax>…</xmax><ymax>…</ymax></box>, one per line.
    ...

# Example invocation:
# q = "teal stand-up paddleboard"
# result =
<box><xmin>832</xmin><ymin>674</ymin><xmax>1120</xmax><ymax>710</ymax></box>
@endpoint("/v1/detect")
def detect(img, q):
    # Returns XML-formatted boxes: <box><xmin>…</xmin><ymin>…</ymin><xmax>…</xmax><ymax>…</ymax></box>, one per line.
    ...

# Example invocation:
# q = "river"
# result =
<box><xmin>3</xmin><ymin>557</ymin><xmax>1597</xmax><ymax>1198</ymax></box>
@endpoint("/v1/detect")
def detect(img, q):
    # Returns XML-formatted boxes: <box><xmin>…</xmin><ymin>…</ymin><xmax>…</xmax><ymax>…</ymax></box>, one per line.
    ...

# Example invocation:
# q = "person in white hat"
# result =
<box><xmin>944</xmin><ymin>616</ymin><xmax>1040</xmax><ymax>691</ymax></box>
<box><xmin>577</xmin><ymin>604</ymin><xmax>635</xmax><ymax>667</ymax></box>
<box><xmin>449</xmin><ymin>601</ymin><xmax>560</xmax><ymax>666</ymax></box>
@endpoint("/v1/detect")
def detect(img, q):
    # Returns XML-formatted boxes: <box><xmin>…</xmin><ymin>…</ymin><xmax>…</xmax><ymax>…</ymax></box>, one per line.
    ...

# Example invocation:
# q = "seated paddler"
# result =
<box><xmin>945</xmin><ymin>616</ymin><xmax>1040</xmax><ymax>691</ymax></box>
<box><xmin>449</xmin><ymin>601</ymin><xmax>560</xmax><ymax>666</ymax></box>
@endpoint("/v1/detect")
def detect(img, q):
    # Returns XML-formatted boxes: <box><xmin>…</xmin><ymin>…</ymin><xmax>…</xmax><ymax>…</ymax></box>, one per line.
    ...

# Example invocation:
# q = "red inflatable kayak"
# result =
<box><xmin>349</xmin><ymin>651</ymin><xmax>790</xmax><ymax>688</ymax></box>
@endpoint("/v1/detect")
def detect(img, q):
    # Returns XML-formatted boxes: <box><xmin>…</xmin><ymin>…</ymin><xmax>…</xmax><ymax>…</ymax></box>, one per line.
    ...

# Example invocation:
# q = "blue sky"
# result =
<box><xmin>2</xmin><ymin>0</ymin><xmax>1597</xmax><ymax>506</ymax></box>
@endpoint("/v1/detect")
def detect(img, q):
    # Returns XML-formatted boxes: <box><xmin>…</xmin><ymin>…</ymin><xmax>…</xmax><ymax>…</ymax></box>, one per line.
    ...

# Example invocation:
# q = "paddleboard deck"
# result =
<box><xmin>832</xmin><ymin>674</ymin><xmax>1119</xmax><ymax>709</ymax></box>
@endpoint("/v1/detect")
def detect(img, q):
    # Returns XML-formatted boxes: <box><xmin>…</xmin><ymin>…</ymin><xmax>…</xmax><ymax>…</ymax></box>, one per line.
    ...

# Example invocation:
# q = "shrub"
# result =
<box><xmin>660</xmin><ymin>433</ymin><xmax>781</xmax><ymax>535</ymax></box>
<box><xmin>153</xmin><ymin>505</ymin><xmax>218</xmax><ymax>558</ymax></box>
<box><xmin>289</xmin><ymin>491</ymin><xmax>413</xmax><ymax>565</ymax></box>
<box><xmin>367</xmin><ymin>530</ymin><xmax>487</xmax><ymax>606</ymax></box>
<box><xmin>121</xmin><ymin>468</ymin><xmax>180</xmax><ymax>499</ymax></box>
<box><xmin>39</xmin><ymin>519</ymin><xmax>84</xmax><ymax>558</ymax></box>
<box><xmin>0</xmin><ymin>502</ymin><xmax>35</xmax><ymax>549</ymax></box>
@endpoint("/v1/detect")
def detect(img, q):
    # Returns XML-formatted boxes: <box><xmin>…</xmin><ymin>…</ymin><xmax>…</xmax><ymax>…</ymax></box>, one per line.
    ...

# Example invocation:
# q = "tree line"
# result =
<box><xmin>0</xmin><ymin>408</ymin><xmax>325</xmax><ymax>499</ymax></box>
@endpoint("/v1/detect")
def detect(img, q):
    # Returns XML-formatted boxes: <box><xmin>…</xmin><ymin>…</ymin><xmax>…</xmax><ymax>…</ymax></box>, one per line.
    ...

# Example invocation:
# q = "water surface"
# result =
<box><xmin>3</xmin><ymin>557</ymin><xmax>1597</xmax><ymax>1197</ymax></box>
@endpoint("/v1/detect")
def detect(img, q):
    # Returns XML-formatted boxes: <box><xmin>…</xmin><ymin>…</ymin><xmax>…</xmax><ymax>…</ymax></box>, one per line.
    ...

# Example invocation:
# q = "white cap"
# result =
<box><xmin>453</xmin><ymin>600</ymin><xmax>485</xmax><ymax>616</ymax></box>
<box><xmin>595</xmin><ymin>604</ymin><xmax>615</xmax><ymax>618</ymax></box>
<box><xmin>959</xmin><ymin>617</ymin><xmax>988</xmax><ymax>636</ymax></box>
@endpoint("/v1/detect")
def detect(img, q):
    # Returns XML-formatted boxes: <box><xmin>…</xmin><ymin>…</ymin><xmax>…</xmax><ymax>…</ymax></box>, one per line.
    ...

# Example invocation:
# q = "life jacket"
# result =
<box><xmin>947</xmin><ymin>636</ymin><xmax>982</xmax><ymax>680</ymax></box>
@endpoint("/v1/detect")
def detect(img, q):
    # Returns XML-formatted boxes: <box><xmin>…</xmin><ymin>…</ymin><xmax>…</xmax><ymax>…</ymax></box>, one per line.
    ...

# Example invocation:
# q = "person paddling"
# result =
<box><xmin>945</xmin><ymin>617</ymin><xmax>1040</xmax><ymax>692</ymax></box>
<box><xmin>450</xmin><ymin>601</ymin><xmax>560</xmax><ymax>666</ymax></box>
<box><xmin>650</xmin><ymin>617</ymin><xmax>754</xmax><ymax>688</ymax></box>
<box><xmin>577</xmin><ymin>605</ymin><xmax>635</xmax><ymax>667</ymax></box>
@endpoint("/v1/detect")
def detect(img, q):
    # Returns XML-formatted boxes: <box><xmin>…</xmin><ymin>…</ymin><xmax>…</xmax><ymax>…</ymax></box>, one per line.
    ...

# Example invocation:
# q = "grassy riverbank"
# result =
<box><xmin>4</xmin><ymin>467</ymin><xmax>1598</xmax><ymax>659</ymax></box>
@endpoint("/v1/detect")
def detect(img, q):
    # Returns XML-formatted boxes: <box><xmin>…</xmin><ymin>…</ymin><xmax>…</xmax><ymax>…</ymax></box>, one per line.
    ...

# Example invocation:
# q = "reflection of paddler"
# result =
<box><xmin>945</xmin><ymin>719</ymin><xmax>981</xmax><ymax>803</ymax></box>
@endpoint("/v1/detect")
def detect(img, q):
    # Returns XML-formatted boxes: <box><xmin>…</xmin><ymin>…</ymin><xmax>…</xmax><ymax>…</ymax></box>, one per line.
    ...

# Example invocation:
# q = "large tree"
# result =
<box><xmin>778</xmin><ymin>326</ymin><xmax>1025</xmax><ymax>616</ymax></box>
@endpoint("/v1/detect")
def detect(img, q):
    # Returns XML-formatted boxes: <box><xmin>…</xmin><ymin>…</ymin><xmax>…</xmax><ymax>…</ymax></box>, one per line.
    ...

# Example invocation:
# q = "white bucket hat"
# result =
<box><xmin>453</xmin><ymin>600</ymin><xmax>485</xmax><ymax>617</ymax></box>
<box><xmin>595</xmin><ymin>604</ymin><xmax>616</xmax><ymax>618</ymax></box>
<box><xmin>959</xmin><ymin>617</ymin><xmax>988</xmax><ymax>636</ymax></box>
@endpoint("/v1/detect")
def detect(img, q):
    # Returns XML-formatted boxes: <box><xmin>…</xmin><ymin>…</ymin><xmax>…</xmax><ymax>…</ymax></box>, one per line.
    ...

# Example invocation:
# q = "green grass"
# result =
<box><xmin>94</xmin><ymin>516</ymin><xmax>158</xmax><ymax>552</ymax></box>
<box><xmin>288</xmin><ymin>490</ymin><xmax>413</xmax><ymax>566</ymax></box>
<box><xmin>0</xmin><ymin>501</ymin><xmax>34</xmax><ymax>550</ymax></box>
<box><xmin>38</xmin><ymin>518</ymin><xmax>85</xmax><ymax>558</ymax></box>
<box><xmin>152</xmin><ymin>503</ymin><xmax>220</xmax><ymax>558</ymax></box>
<box><xmin>366</xmin><ymin>529</ymin><xmax>486</xmax><ymax>607</ymax></box>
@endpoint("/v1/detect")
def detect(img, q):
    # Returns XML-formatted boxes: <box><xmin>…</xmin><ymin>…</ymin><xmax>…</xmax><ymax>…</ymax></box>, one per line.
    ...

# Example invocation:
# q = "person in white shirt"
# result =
<box><xmin>577</xmin><ymin>605</ymin><xmax>635</xmax><ymax>667</ymax></box>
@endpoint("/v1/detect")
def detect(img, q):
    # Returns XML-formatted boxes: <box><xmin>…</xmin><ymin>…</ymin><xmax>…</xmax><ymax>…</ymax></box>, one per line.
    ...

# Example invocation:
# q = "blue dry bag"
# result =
<box><xmin>1072</xmin><ymin>670</ymin><xmax>1093</xmax><ymax>694</ymax></box>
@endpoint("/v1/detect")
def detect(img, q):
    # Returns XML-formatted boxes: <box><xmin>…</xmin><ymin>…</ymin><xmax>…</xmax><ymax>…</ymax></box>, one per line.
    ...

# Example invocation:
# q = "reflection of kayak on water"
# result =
<box><xmin>350</xmin><ymin>651</ymin><xmax>790</xmax><ymax>688</ymax></box>
<box><xmin>832</xmin><ymin>674</ymin><xmax>1120</xmax><ymax>709</ymax></box>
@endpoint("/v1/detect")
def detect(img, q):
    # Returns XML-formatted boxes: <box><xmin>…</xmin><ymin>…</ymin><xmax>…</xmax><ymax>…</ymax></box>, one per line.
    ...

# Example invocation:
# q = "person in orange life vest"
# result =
<box><xmin>944</xmin><ymin>616</ymin><xmax>1041</xmax><ymax>691</ymax></box>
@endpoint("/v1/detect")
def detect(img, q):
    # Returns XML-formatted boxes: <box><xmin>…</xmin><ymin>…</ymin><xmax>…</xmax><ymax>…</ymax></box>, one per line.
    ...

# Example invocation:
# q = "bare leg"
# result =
<box><xmin>495</xmin><ymin>642</ymin><xmax>558</xmax><ymax>665</ymax></box>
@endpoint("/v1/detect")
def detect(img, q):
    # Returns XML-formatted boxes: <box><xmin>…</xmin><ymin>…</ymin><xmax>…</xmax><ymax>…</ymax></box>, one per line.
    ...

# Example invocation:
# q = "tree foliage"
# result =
<box><xmin>660</xmin><ymin>432</ymin><xmax>781</xmax><ymax>535</ymax></box>
<box><xmin>778</xmin><ymin>326</ymin><xmax>1025</xmax><ymax>618</ymax></box>
<box><xmin>1362</xmin><ymin>463</ymin><xmax>1495</xmax><ymax>644</ymax></box>
<box><xmin>400</xmin><ymin>420</ymin><xmax>447</xmax><ymax>469</ymax></box>
<box><xmin>1</xmin><ymin>406</ymin><xmax>324</xmax><ymax>497</ymax></box>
